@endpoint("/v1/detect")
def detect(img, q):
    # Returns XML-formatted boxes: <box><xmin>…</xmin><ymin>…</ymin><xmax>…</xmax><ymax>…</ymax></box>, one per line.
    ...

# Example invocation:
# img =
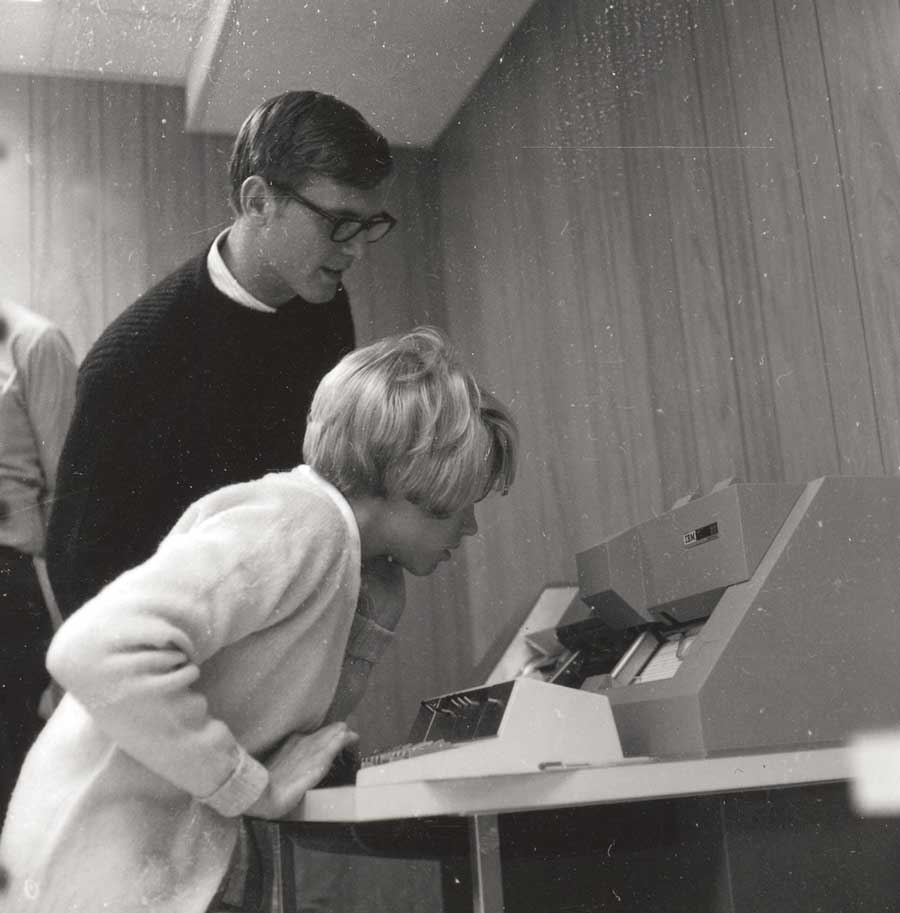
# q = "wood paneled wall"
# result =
<box><xmin>367</xmin><ymin>0</ymin><xmax>900</xmax><ymax>720</ymax></box>
<box><xmin>0</xmin><ymin>75</ymin><xmax>234</xmax><ymax>360</ymax></box>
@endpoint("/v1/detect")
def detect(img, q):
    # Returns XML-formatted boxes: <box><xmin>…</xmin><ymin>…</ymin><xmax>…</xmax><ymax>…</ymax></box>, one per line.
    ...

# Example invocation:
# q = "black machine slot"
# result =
<box><xmin>549</xmin><ymin>616</ymin><xmax>704</xmax><ymax>690</ymax></box>
<box><xmin>407</xmin><ymin>679</ymin><xmax>515</xmax><ymax>745</ymax></box>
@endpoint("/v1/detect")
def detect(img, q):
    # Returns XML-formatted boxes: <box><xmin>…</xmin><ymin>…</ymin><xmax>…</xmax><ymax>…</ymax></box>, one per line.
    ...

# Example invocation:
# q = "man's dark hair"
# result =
<box><xmin>228</xmin><ymin>90</ymin><xmax>393</xmax><ymax>209</ymax></box>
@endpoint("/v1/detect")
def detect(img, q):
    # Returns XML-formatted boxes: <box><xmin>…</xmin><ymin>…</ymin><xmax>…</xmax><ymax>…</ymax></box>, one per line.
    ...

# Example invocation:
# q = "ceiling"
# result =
<box><xmin>0</xmin><ymin>0</ymin><xmax>538</xmax><ymax>146</ymax></box>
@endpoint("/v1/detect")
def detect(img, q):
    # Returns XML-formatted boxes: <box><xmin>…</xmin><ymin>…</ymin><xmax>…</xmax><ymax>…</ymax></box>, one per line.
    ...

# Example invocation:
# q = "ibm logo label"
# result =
<box><xmin>683</xmin><ymin>521</ymin><xmax>719</xmax><ymax>549</ymax></box>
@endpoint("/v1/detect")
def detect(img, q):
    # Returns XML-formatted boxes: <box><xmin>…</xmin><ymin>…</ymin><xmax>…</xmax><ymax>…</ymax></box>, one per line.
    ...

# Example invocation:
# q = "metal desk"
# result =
<box><xmin>288</xmin><ymin>746</ymin><xmax>852</xmax><ymax>912</ymax></box>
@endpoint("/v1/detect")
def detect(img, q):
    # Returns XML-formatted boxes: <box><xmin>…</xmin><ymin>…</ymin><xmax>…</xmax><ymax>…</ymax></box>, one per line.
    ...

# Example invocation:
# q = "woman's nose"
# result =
<box><xmin>461</xmin><ymin>504</ymin><xmax>478</xmax><ymax>537</ymax></box>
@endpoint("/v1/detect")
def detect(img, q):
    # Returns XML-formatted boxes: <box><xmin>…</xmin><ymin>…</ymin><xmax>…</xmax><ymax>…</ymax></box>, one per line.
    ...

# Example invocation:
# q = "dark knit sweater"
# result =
<box><xmin>46</xmin><ymin>249</ymin><xmax>355</xmax><ymax>617</ymax></box>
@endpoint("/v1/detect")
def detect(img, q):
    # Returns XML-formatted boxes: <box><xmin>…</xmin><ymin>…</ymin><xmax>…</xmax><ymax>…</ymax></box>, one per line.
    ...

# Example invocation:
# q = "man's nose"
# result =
<box><xmin>340</xmin><ymin>232</ymin><xmax>368</xmax><ymax>262</ymax></box>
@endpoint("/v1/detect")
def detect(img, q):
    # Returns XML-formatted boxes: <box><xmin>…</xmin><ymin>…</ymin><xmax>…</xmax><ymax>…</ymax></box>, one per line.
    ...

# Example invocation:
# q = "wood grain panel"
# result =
<box><xmin>614</xmin><ymin>6</ymin><xmax>701</xmax><ymax>512</ymax></box>
<box><xmin>408</xmin><ymin>0</ymin><xmax>900</xmax><ymax>695</ymax></box>
<box><xmin>7</xmin><ymin>76</ymin><xmax>232</xmax><ymax>359</ymax></box>
<box><xmin>718</xmin><ymin>0</ymin><xmax>838</xmax><ymax>482</ymax></box>
<box><xmin>542</xmin><ymin>0</ymin><xmax>664</xmax><ymax>548</ymax></box>
<box><xmin>815</xmin><ymin>0</ymin><xmax>900</xmax><ymax>474</ymax></box>
<box><xmin>141</xmin><ymin>85</ymin><xmax>231</xmax><ymax>291</ymax></box>
<box><xmin>29</xmin><ymin>76</ymin><xmax>108</xmax><ymax>356</ymax></box>
<box><xmin>93</xmin><ymin>81</ymin><xmax>153</xmax><ymax>327</ymax></box>
<box><xmin>0</xmin><ymin>76</ymin><xmax>32</xmax><ymax>306</ymax></box>
<box><xmin>555</xmin><ymin>2</ymin><xmax>666</xmax><ymax>537</ymax></box>
<box><xmin>648</xmin><ymin>5</ymin><xmax>746</xmax><ymax>493</ymax></box>
<box><xmin>691</xmin><ymin>0</ymin><xmax>784</xmax><ymax>483</ymax></box>
<box><xmin>345</xmin><ymin>148</ymin><xmax>444</xmax><ymax>342</ymax></box>
<box><xmin>774</xmin><ymin>0</ymin><xmax>883</xmax><ymax>476</ymax></box>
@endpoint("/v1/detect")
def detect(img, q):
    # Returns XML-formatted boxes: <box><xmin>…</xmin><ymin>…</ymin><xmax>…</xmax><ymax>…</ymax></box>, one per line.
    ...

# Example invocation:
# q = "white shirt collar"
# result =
<box><xmin>207</xmin><ymin>228</ymin><xmax>278</xmax><ymax>314</ymax></box>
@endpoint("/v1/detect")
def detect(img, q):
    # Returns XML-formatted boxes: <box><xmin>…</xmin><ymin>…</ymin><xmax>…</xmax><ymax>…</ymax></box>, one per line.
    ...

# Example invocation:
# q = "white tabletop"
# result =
<box><xmin>289</xmin><ymin>745</ymin><xmax>852</xmax><ymax>823</ymax></box>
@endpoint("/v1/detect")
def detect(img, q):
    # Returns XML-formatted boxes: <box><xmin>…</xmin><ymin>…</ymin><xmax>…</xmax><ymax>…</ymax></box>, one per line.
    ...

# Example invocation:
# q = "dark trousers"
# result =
<box><xmin>0</xmin><ymin>545</ymin><xmax>52</xmax><ymax>824</ymax></box>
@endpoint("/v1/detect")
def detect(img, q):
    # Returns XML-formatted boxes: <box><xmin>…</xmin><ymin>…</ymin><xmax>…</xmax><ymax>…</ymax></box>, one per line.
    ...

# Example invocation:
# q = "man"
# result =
<box><xmin>46</xmin><ymin>90</ymin><xmax>395</xmax><ymax>619</ymax></box>
<box><xmin>0</xmin><ymin>299</ymin><xmax>77</xmax><ymax>820</ymax></box>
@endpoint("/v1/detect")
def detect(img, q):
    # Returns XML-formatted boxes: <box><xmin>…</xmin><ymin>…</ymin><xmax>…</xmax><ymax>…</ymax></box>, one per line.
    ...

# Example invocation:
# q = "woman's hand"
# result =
<box><xmin>247</xmin><ymin>722</ymin><xmax>358</xmax><ymax>819</ymax></box>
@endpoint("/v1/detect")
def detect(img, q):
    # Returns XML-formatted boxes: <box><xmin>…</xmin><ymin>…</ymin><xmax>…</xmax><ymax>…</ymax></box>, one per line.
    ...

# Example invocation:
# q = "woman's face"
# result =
<box><xmin>379</xmin><ymin>498</ymin><xmax>480</xmax><ymax>576</ymax></box>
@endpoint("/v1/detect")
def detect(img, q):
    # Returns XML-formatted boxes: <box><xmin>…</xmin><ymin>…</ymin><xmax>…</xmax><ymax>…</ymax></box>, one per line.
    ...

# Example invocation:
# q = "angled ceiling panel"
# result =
<box><xmin>1</xmin><ymin>0</ymin><xmax>535</xmax><ymax>147</ymax></box>
<box><xmin>50</xmin><ymin>2</ymin><xmax>203</xmax><ymax>82</ymax></box>
<box><xmin>0</xmin><ymin>0</ymin><xmax>209</xmax><ymax>84</ymax></box>
<box><xmin>186</xmin><ymin>0</ymin><xmax>538</xmax><ymax>147</ymax></box>
<box><xmin>0</xmin><ymin>2</ymin><xmax>55</xmax><ymax>75</ymax></box>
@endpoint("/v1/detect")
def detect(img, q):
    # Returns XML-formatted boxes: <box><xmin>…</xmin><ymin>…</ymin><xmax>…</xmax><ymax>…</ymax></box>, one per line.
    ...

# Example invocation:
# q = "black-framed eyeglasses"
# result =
<box><xmin>269</xmin><ymin>182</ymin><xmax>397</xmax><ymax>244</ymax></box>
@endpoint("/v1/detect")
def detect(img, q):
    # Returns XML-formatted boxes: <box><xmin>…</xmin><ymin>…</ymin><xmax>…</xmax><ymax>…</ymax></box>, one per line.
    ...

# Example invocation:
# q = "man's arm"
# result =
<box><xmin>25</xmin><ymin>325</ymin><xmax>78</xmax><ymax>532</ymax></box>
<box><xmin>47</xmin><ymin>481</ymin><xmax>357</xmax><ymax>816</ymax></box>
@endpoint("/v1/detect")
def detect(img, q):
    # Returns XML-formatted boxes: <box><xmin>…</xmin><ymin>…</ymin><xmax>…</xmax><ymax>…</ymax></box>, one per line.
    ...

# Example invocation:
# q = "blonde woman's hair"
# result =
<box><xmin>303</xmin><ymin>327</ymin><xmax>517</xmax><ymax>513</ymax></box>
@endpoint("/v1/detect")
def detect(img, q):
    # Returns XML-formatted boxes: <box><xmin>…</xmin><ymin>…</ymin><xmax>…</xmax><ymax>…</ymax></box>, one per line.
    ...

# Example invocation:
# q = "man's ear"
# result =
<box><xmin>238</xmin><ymin>175</ymin><xmax>275</xmax><ymax>222</ymax></box>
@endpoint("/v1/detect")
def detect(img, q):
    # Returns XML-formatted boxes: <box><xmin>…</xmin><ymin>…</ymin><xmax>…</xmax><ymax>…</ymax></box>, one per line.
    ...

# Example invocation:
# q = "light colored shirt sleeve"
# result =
<box><xmin>26</xmin><ymin>324</ymin><xmax>77</xmax><ymax>512</ymax></box>
<box><xmin>46</xmin><ymin>482</ymin><xmax>352</xmax><ymax>816</ymax></box>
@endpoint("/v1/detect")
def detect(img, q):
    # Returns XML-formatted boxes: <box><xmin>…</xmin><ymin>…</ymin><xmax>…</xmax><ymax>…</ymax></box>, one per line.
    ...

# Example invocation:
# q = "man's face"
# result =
<box><xmin>260</xmin><ymin>175</ymin><xmax>386</xmax><ymax>304</ymax></box>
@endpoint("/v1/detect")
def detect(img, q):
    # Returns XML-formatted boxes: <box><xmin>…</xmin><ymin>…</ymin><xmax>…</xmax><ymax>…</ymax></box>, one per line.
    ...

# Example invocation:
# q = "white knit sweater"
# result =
<box><xmin>0</xmin><ymin>466</ymin><xmax>393</xmax><ymax>913</ymax></box>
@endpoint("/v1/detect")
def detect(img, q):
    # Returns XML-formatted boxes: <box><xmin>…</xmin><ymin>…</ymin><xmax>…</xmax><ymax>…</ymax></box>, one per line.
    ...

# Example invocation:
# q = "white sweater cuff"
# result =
<box><xmin>199</xmin><ymin>747</ymin><xmax>269</xmax><ymax>818</ymax></box>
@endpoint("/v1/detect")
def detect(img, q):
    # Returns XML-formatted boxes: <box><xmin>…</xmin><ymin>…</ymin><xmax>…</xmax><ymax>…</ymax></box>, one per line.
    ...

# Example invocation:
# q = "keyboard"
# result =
<box><xmin>356</xmin><ymin>677</ymin><xmax>622</xmax><ymax>786</ymax></box>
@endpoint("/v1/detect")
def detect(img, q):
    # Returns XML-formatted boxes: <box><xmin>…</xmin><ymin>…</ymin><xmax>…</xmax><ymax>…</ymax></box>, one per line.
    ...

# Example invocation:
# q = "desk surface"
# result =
<box><xmin>290</xmin><ymin>745</ymin><xmax>851</xmax><ymax>823</ymax></box>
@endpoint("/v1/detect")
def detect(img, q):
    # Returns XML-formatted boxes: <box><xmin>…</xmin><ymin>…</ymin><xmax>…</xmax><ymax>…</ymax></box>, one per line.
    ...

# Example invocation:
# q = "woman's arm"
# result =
<box><xmin>47</xmin><ymin>482</ymin><xmax>355</xmax><ymax>817</ymax></box>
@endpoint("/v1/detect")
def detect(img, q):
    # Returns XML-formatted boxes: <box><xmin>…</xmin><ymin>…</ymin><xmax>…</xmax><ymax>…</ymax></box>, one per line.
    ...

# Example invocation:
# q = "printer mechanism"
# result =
<box><xmin>356</xmin><ymin>476</ymin><xmax>900</xmax><ymax>784</ymax></box>
<box><xmin>526</xmin><ymin>476</ymin><xmax>900</xmax><ymax>758</ymax></box>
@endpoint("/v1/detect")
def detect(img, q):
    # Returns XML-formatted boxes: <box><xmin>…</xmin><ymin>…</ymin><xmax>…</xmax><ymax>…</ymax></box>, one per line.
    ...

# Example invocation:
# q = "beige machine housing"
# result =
<box><xmin>575</xmin><ymin>476</ymin><xmax>900</xmax><ymax>758</ymax></box>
